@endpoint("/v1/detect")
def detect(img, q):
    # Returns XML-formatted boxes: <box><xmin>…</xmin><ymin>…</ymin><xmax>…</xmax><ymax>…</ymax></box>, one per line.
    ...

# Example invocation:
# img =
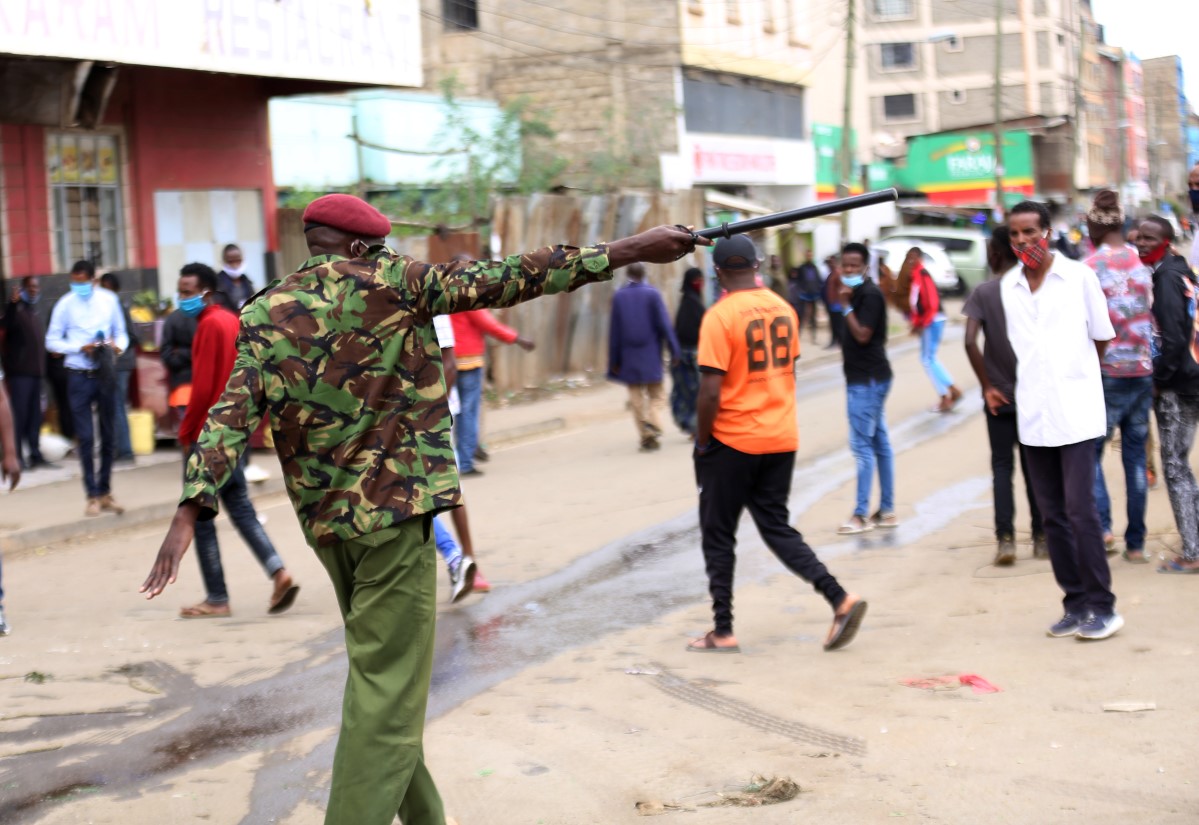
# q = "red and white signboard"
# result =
<box><xmin>677</xmin><ymin>134</ymin><xmax>814</xmax><ymax>186</ymax></box>
<box><xmin>0</xmin><ymin>0</ymin><xmax>421</xmax><ymax>88</ymax></box>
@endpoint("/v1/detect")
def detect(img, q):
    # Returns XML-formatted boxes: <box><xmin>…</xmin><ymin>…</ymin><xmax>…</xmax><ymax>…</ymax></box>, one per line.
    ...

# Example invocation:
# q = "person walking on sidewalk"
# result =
<box><xmin>1001</xmin><ymin>200</ymin><xmax>1121</xmax><ymax>641</ymax></box>
<box><xmin>963</xmin><ymin>227</ymin><xmax>1046</xmax><ymax>566</ymax></box>
<box><xmin>789</xmin><ymin>249</ymin><xmax>823</xmax><ymax>343</ymax></box>
<box><xmin>140</xmin><ymin>192</ymin><xmax>704</xmax><ymax>825</ymax></box>
<box><xmin>217</xmin><ymin>243</ymin><xmax>257</xmax><ymax>309</ymax></box>
<box><xmin>836</xmin><ymin>243</ymin><xmax>898</xmax><ymax>535</ymax></box>
<box><xmin>671</xmin><ymin>267</ymin><xmax>706</xmax><ymax>436</ymax></box>
<box><xmin>904</xmin><ymin>248</ymin><xmax>961</xmax><ymax>413</ymax></box>
<box><xmin>1137</xmin><ymin>215</ymin><xmax>1199</xmax><ymax>573</ymax></box>
<box><xmin>431</xmin><ymin>313</ymin><xmax>490</xmax><ymax>600</ymax></box>
<box><xmin>1083</xmin><ymin>191</ymin><xmax>1155</xmax><ymax>563</ymax></box>
<box><xmin>99</xmin><ymin>273</ymin><xmax>140</xmax><ymax>464</ymax></box>
<box><xmin>174</xmin><ymin>265</ymin><xmax>299</xmax><ymax>618</ymax></box>
<box><xmin>449</xmin><ymin>274</ymin><xmax>535</xmax><ymax>475</ymax></box>
<box><xmin>4</xmin><ymin>277</ymin><xmax>48</xmax><ymax>469</ymax></box>
<box><xmin>689</xmin><ymin>234</ymin><xmax>866</xmax><ymax>654</ymax></box>
<box><xmin>608</xmin><ymin>262</ymin><xmax>681</xmax><ymax>451</ymax></box>
<box><xmin>0</xmin><ymin>364</ymin><xmax>21</xmax><ymax>635</ymax></box>
<box><xmin>45</xmin><ymin>260</ymin><xmax>127</xmax><ymax>517</ymax></box>
<box><xmin>160</xmin><ymin>265</ymin><xmax>200</xmax><ymax>430</ymax></box>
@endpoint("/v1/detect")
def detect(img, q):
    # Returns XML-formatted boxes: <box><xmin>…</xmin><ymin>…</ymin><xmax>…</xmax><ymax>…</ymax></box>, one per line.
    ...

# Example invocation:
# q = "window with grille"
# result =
<box><xmin>46</xmin><ymin>133</ymin><xmax>125</xmax><ymax>270</ymax></box>
<box><xmin>880</xmin><ymin>43</ymin><xmax>916</xmax><ymax>70</ymax></box>
<box><xmin>872</xmin><ymin>0</ymin><xmax>913</xmax><ymax>18</ymax></box>
<box><xmin>883</xmin><ymin>93</ymin><xmax>918</xmax><ymax>121</ymax></box>
<box><xmin>443</xmin><ymin>0</ymin><xmax>478</xmax><ymax>31</ymax></box>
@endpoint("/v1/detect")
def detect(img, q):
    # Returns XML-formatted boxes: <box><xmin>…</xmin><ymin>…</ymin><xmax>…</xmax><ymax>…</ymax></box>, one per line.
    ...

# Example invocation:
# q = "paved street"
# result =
<box><xmin>2</xmin><ymin>326</ymin><xmax>1197</xmax><ymax>824</ymax></box>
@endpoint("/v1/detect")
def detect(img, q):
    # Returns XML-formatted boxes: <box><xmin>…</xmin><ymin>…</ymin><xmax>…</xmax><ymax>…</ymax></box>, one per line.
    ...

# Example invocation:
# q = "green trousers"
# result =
<box><xmin>314</xmin><ymin>517</ymin><xmax>445</xmax><ymax>825</ymax></box>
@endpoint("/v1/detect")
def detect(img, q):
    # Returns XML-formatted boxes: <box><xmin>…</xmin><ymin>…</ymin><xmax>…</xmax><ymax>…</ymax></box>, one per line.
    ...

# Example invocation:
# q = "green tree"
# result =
<box><xmin>391</xmin><ymin>77</ymin><xmax>566</xmax><ymax>228</ymax></box>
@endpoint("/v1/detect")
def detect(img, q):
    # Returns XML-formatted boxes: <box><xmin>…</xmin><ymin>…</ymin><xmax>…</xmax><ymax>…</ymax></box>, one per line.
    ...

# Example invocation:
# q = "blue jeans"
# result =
<box><xmin>920</xmin><ymin>317</ymin><xmax>954</xmax><ymax>397</ymax></box>
<box><xmin>192</xmin><ymin>458</ymin><xmax>285</xmax><ymax>604</ymax></box>
<box><xmin>112</xmin><ymin>369</ymin><xmax>133</xmax><ymax>459</ymax></box>
<box><xmin>1094</xmin><ymin>375</ymin><xmax>1152</xmax><ymax>550</ymax></box>
<box><xmin>847</xmin><ymin>379</ymin><xmax>895</xmax><ymax>517</ymax></box>
<box><xmin>455</xmin><ymin>367</ymin><xmax>484</xmax><ymax>472</ymax></box>
<box><xmin>433</xmin><ymin>517</ymin><xmax>461</xmax><ymax>567</ymax></box>
<box><xmin>67</xmin><ymin>371</ymin><xmax>115</xmax><ymax>498</ymax></box>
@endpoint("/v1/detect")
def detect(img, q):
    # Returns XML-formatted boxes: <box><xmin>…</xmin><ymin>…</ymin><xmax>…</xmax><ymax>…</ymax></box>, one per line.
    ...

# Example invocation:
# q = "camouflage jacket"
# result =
<box><xmin>181</xmin><ymin>244</ymin><xmax>612</xmax><ymax>548</ymax></box>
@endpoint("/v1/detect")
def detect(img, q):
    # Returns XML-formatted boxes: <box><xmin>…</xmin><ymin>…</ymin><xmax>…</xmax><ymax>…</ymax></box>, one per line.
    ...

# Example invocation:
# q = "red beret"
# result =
<box><xmin>302</xmin><ymin>194</ymin><xmax>392</xmax><ymax>238</ymax></box>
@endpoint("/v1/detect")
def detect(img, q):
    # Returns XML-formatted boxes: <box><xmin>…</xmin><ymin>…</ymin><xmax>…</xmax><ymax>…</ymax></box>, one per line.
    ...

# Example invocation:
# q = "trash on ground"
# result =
<box><xmin>1102</xmin><ymin>701</ymin><xmax>1156</xmax><ymax>713</ymax></box>
<box><xmin>699</xmin><ymin>775</ymin><xmax>800</xmax><ymax>808</ymax></box>
<box><xmin>900</xmin><ymin>673</ymin><xmax>1001</xmax><ymax>693</ymax></box>
<box><xmin>634</xmin><ymin>800</ymin><xmax>691</xmax><ymax>816</ymax></box>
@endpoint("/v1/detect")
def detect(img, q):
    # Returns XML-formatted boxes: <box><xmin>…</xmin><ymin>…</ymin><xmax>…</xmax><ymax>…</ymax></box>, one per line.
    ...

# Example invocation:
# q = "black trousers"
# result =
<box><xmin>986</xmin><ymin>405</ymin><xmax>1043</xmax><ymax>539</ymax></box>
<box><xmin>6</xmin><ymin>374</ymin><xmax>44</xmax><ymax>463</ymax></box>
<box><xmin>694</xmin><ymin>441</ymin><xmax>847</xmax><ymax>635</ymax></box>
<box><xmin>1023</xmin><ymin>440</ymin><xmax>1116</xmax><ymax>617</ymax></box>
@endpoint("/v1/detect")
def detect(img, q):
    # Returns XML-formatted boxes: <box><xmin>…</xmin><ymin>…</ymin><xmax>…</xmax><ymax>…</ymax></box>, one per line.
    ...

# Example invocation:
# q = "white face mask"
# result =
<box><xmin>224</xmin><ymin>265</ymin><xmax>245</xmax><ymax>277</ymax></box>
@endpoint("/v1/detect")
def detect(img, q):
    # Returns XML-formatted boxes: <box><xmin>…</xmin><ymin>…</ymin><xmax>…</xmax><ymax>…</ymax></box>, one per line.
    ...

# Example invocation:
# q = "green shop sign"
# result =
<box><xmin>898</xmin><ymin>131</ymin><xmax>1034</xmax><ymax>200</ymax></box>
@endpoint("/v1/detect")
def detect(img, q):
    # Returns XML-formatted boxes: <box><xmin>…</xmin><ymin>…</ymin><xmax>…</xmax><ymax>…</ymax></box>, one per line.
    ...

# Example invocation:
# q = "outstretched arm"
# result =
<box><xmin>418</xmin><ymin>226</ymin><xmax>705</xmax><ymax>318</ymax></box>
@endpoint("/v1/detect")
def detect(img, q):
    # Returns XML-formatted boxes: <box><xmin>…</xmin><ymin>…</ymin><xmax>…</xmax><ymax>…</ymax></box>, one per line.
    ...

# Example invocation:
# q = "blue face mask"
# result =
<box><xmin>841</xmin><ymin>274</ymin><xmax>865</xmax><ymax>289</ymax></box>
<box><xmin>70</xmin><ymin>282</ymin><xmax>93</xmax><ymax>299</ymax></box>
<box><xmin>178</xmin><ymin>294</ymin><xmax>206</xmax><ymax>317</ymax></box>
<box><xmin>20</xmin><ymin>290</ymin><xmax>38</xmax><ymax>305</ymax></box>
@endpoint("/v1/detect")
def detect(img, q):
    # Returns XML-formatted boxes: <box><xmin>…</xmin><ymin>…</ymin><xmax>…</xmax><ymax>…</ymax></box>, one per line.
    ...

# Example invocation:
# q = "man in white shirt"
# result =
<box><xmin>45</xmin><ymin>260</ymin><xmax>129</xmax><ymax>517</ymax></box>
<box><xmin>1001</xmin><ymin>201</ymin><xmax>1121</xmax><ymax>641</ymax></box>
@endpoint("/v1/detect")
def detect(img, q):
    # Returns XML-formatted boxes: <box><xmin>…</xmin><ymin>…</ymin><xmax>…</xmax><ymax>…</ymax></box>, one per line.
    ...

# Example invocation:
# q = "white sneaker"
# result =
<box><xmin>450</xmin><ymin>557</ymin><xmax>476</xmax><ymax>604</ymax></box>
<box><xmin>1076</xmin><ymin>612</ymin><xmax>1124</xmax><ymax>641</ymax></box>
<box><xmin>0</xmin><ymin>606</ymin><xmax>10</xmax><ymax>636</ymax></box>
<box><xmin>244</xmin><ymin>464</ymin><xmax>271</xmax><ymax>483</ymax></box>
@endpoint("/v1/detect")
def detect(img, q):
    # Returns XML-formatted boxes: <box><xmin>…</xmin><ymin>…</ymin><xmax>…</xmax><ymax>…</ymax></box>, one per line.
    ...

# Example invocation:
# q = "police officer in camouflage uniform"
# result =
<box><xmin>140</xmin><ymin>193</ymin><xmax>703</xmax><ymax>825</ymax></box>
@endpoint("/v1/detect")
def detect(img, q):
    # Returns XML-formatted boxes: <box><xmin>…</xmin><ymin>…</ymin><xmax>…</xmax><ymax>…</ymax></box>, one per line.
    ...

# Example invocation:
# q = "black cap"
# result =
<box><xmin>712</xmin><ymin>235</ymin><xmax>759</xmax><ymax>270</ymax></box>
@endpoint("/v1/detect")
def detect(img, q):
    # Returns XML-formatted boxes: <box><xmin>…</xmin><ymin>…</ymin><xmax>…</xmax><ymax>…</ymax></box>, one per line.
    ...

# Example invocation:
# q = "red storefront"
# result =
<box><xmin>0</xmin><ymin>0</ymin><xmax>421</xmax><ymax>292</ymax></box>
<box><xmin>0</xmin><ymin>0</ymin><xmax>420</xmax><ymax>436</ymax></box>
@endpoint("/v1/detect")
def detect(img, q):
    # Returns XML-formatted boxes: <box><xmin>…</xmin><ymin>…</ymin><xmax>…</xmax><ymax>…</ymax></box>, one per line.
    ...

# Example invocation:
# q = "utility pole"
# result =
<box><xmin>992</xmin><ymin>0</ymin><xmax>1004</xmax><ymax>217</ymax></box>
<box><xmin>840</xmin><ymin>0</ymin><xmax>856</xmax><ymax>243</ymax></box>
<box><xmin>1116</xmin><ymin>53</ymin><xmax>1127</xmax><ymax>203</ymax></box>
<box><xmin>1072</xmin><ymin>8</ymin><xmax>1087</xmax><ymax>201</ymax></box>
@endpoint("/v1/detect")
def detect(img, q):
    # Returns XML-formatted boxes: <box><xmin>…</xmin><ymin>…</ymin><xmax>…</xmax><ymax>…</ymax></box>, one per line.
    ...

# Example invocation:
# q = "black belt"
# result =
<box><xmin>67</xmin><ymin>368</ymin><xmax>100</xmax><ymax>377</ymax></box>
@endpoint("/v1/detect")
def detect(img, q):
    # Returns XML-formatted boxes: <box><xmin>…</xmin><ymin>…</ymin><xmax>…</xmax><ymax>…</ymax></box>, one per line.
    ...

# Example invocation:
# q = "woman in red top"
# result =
<box><xmin>904</xmin><ymin>248</ymin><xmax>961</xmax><ymax>413</ymax></box>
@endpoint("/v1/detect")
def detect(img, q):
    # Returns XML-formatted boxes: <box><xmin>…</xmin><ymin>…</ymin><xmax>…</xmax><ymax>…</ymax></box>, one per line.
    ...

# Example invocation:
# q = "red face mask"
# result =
<box><xmin>1139</xmin><ymin>241</ymin><xmax>1169</xmax><ymax>265</ymax></box>
<box><xmin>1015</xmin><ymin>234</ymin><xmax>1050</xmax><ymax>271</ymax></box>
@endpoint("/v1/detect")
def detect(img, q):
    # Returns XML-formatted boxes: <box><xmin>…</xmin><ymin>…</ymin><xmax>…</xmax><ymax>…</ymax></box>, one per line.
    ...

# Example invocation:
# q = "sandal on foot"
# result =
<box><xmin>1121</xmin><ymin>549</ymin><xmax>1150</xmax><ymax>565</ymax></box>
<box><xmin>268</xmin><ymin>582</ymin><xmax>301</xmax><ymax>615</ymax></box>
<box><xmin>686</xmin><ymin>630</ymin><xmax>740</xmax><ymax>654</ymax></box>
<box><xmin>180</xmin><ymin>602</ymin><xmax>231</xmax><ymax>619</ymax></box>
<box><xmin>1157</xmin><ymin>559</ymin><xmax>1199</xmax><ymax>575</ymax></box>
<box><xmin>825</xmin><ymin>597</ymin><xmax>868</xmax><ymax>651</ymax></box>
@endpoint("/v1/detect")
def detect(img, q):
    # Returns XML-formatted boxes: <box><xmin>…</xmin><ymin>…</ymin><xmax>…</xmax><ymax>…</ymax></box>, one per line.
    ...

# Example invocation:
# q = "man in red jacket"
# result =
<box><xmin>175</xmin><ymin>265</ymin><xmax>299</xmax><ymax>618</ymax></box>
<box><xmin>448</xmin><ymin>283</ymin><xmax>535</xmax><ymax>475</ymax></box>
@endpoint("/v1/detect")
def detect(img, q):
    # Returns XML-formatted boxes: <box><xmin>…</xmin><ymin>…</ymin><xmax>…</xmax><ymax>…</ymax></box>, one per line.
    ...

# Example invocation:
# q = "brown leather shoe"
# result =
<box><xmin>99</xmin><ymin>494</ymin><xmax>124</xmax><ymax>515</ymax></box>
<box><xmin>85</xmin><ymin>498</ymin><xmax>101</xmax><ymax>517</ymax></box>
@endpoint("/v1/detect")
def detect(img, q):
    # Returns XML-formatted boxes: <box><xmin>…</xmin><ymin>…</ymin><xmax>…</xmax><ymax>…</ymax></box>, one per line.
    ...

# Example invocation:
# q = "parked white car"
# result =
<box><xmin>870</xmin><ymin>240</ymin><xmax>961</xmax><ymax>295</ymax></box>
